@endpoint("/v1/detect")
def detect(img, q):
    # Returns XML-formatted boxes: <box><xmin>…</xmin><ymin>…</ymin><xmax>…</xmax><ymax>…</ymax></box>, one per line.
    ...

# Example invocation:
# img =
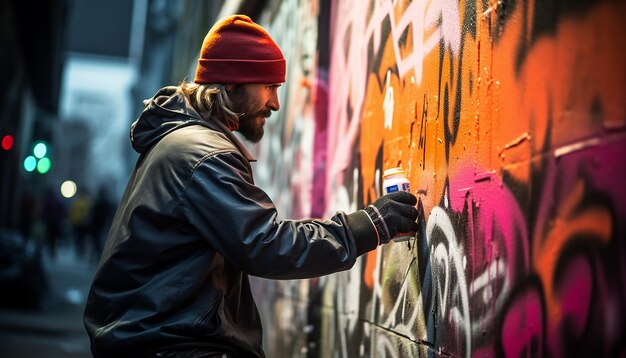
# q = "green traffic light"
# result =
<box><xmin>37</xmin><ymin>157</ymin><xmax>51</xmax><ymax>174</ymax></box>
<box><xmin>24</xmin><ymin>156</ymin><xmax>37</xmax><ymax>172</ymax></box>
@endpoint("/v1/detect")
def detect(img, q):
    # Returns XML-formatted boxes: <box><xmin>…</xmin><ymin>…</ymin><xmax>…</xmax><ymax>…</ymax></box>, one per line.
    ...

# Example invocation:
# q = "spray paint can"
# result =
<box><xmin>382</xmin><ymin>167</ymin><xmax>414</xmax><ymax>242</ymax></box>
<box><xmin>382</xmin><ymin>167</ymin><xmax>410</xmax><ymax>194</ymax></box>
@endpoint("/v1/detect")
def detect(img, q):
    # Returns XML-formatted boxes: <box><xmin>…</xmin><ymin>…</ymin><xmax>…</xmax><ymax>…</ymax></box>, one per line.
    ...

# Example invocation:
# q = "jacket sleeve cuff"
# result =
<box><xmin>346</xmin><ymin>210</ymin><xmax>379</xmax><ymax>256</ymax></box>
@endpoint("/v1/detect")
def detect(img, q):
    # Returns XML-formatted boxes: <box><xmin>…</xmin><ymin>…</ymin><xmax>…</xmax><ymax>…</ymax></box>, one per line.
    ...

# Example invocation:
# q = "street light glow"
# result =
<box><xmin>61</xmin><ymin>180</ymin><xmax>78</xmax><ymax>198</ymax></box>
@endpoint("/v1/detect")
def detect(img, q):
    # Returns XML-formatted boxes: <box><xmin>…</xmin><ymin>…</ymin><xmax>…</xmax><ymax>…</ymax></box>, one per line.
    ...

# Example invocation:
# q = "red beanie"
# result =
<box><xmin>194</xmin><ymin>15</ymin><xmax>286</xmax><ymax>84</ymax></box>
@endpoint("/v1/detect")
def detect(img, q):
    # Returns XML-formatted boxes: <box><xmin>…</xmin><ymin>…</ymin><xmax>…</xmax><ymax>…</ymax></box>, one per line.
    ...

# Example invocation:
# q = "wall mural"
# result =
<box><xmin>255</xmin><ymin>0</ymin><xmax>626</xmax><ymax>356</ymax></box>
<box><xmin>252</xmin><ymin>0</ymin><xmax>326</xmax><ymax>357</ymax></box>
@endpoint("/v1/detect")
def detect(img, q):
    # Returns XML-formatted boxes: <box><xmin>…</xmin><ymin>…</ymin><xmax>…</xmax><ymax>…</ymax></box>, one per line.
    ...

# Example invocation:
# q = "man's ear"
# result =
<box><xmin>226</xmin><ymin>84</ymin><xmax>235</xmax><ymax>92</ymax></box>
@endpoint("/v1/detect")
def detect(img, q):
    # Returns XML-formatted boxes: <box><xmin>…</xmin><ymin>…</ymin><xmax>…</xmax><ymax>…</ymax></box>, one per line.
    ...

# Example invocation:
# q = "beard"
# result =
<box><xmin>229</xmin><ymin>86</ymin><xmax>270</xmax><ymax>143</ymax></box>
<box><xmin>237</xmin><ymin>109</ymin><xmax>270</xmax><ymax>143</ymax></box>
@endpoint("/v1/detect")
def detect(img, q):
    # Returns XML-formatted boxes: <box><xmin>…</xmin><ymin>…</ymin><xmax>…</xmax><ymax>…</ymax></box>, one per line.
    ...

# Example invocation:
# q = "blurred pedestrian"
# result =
<box><xmin>84</xmin><ymin>14</ymin><xmax>418</xmax><ymax>358</ymax></box>
<box><xmin>68</xmin><ymin>189</ymin><xmax>92</xmax><ymax>258</ymax></box>
<box><xmin>18</xmin><ymin>188</ymin><xmax>37</xmax><ymax>241</ymax></box>
<box><xmin>89</xmin><ymin>185</ymin><xmax>114</xmax><ymax>264</ymax></box>
<box><xmin>41</xmin><ymin>188</ymin><xmax>66</xmax><ymax>260</ymax></box>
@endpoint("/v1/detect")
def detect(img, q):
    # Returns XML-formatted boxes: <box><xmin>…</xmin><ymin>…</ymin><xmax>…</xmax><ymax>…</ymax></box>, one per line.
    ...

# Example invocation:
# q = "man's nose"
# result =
<box><xmin>267</xmin><ymin>90</ymin><xmax>280</xmax><ymax>112</ymax></box>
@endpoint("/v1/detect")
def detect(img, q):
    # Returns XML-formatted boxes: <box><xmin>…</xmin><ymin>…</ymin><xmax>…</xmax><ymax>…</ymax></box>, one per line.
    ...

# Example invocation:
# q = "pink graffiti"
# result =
<box><xmin>500</xmin><ymin>284</ymin><xmax>544</xmax><ymax>357</ymax></box>
<box><xmin>449</xmin><ymin>165</ymin><xmax>531</xmax><ymax>282</ymax></box>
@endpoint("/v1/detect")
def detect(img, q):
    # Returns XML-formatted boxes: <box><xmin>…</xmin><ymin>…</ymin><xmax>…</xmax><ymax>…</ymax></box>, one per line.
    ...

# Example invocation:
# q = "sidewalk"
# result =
<box><xmin>0</xmin><ymin>245</ymin><xmax>96</xmax><ymax>358</ymax></box>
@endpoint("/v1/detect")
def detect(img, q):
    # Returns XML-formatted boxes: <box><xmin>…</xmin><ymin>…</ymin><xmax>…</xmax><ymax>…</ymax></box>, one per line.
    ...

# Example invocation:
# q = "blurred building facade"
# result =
<box><xmin>57</xmin><ymin>0</ymin><xmax>137</xmax><ymax>205</ymax></box>
<box><xmin>0</xmin><ymin>0</ymin><xmax>68</xmax><ymax>229</ymax></box>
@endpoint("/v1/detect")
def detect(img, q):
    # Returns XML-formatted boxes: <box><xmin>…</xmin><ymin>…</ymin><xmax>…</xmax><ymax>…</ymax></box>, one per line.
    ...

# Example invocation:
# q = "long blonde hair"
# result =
<box><xmin>179</xmin><ymin>81</ymin><xmax>240</xmax><ymax>130</ymax></box>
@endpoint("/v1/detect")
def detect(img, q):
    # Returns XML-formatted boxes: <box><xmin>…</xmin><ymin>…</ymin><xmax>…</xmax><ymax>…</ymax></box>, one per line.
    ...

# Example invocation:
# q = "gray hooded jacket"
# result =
<box><xmin>83</xmin><ymin>86</ymin><xmax>377</xmax><ymax>357</ymax></box>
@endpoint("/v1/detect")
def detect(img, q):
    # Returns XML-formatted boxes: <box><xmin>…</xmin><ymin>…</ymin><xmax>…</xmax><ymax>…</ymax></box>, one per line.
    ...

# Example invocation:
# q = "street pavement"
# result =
<box><xmin>0</xmin><ymin>245</ymin><xmax>96</xmax><ymax>358</ymax></box>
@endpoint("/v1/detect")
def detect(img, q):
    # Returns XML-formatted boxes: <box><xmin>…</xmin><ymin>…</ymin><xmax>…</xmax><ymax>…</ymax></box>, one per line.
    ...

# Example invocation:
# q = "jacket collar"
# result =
<box><xmin>202</xmin><ymin>112</ymin><xmax>256</xmax><ymax>163</ymax></box>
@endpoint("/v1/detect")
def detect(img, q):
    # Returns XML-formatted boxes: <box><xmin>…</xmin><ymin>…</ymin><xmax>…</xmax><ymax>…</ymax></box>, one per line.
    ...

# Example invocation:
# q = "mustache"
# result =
<box><xmin>239</xmin><ymin>109</ymin><xmax>272</xmax><ymax>118</ymax></box>
<box><xmin>259</xmin><ymin>109</ymin><xmax>272</xmax><ymax>118</ymax></box>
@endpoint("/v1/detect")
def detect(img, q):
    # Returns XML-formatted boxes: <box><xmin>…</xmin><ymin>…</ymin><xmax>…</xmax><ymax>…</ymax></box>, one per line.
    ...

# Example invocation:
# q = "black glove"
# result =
<box><xmin>364</xmin><ymin>191</ymin><xmax>419</xmax><ymax>244</ymax></box>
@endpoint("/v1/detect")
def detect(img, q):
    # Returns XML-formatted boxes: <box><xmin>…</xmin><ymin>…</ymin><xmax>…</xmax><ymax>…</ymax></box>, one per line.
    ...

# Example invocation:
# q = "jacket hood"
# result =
<box><xmin>131</xmin><ymin>86</ymin><xmax>256</xmax><ymax>161</ymax></box>
<box><xmin>130</xmin><ymin>86</ymin><xmax>205</xmax><ymax>154</ymax></box>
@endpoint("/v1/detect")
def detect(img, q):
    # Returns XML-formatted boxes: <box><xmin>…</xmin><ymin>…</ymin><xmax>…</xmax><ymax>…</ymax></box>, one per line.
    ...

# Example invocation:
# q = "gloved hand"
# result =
<box><xmin>364</xmin><ymin>191</ymin><xmax>419</xmax><ymax>244</ymax></box>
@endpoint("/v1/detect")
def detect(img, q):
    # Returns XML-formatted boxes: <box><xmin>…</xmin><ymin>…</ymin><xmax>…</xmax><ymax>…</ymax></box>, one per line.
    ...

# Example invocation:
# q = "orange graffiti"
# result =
<box><xmin>534</xmin><ymin>179</ymin><xmax>612</xmax><ymax>324</ymax></box>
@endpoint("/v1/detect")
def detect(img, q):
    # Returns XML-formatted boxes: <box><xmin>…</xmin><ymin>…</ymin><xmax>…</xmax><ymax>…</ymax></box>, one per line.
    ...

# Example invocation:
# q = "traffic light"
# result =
<box><xmin>23</xmin><ymin>141</ymin><xmax>51</xmax><ymax>174</ymax></box>
<box><xmin>24</xmin><ymin>156</ymin><xmax>37</xmax><ymax>172</ymax></box>
<box><xmin>1</xmin><ymin>134</ymin><xmax>13</xmax><ymax>151</ymax></box>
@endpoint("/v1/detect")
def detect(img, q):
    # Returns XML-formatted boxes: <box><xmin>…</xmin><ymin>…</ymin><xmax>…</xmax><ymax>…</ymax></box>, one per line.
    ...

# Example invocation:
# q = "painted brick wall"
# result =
<box><xmin>253</xmin><ymin>0</ymin><xmax>626</xmax><ymax>356</ymax></box>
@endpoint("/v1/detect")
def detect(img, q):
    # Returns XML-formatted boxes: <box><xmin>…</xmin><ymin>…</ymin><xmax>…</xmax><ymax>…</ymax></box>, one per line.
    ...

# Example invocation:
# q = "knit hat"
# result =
<box><xmin>194</xmin><ymin>15</ymin><xmax>286</xmax><ymax>84</ymax></box>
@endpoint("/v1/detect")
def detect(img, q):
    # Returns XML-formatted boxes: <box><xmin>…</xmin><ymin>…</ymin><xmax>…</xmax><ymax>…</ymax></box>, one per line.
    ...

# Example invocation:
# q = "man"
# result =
<box><xmin>84</xmin><ymin>15</ymin><xmax>418</xmax><ymax>358</ymax></box>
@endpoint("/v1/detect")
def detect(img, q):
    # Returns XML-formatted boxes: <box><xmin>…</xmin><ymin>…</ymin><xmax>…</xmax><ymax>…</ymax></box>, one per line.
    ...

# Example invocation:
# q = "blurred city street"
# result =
<box><xmin>0</xmin><ymin>245</ymin><xmax>96</xmax><ymax>358</ymax></box>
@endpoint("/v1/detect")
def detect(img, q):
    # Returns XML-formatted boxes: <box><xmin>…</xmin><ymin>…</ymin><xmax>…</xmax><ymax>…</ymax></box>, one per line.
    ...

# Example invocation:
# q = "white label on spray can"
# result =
<box><xmin>382</xmin><ymin>168</ymin><xmax>410</xmax><ymax>194</ymax></box>
<box><xmin>382</xmin><ymin>167</ymin><xmax>414</xmax><ymax>242</ymax></box>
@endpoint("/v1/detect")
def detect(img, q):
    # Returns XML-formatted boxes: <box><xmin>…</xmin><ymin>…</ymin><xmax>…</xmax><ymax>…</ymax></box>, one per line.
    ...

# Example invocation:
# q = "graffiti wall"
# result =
<box><xmin>251</xmin><ymin>0</ymin><xmax>327</xmax><ymax>357</ymax></box>
<box><xmin>253</xmin><ymin>0</ymin><xmax>626</xmax><ymax>356</ymax></box>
